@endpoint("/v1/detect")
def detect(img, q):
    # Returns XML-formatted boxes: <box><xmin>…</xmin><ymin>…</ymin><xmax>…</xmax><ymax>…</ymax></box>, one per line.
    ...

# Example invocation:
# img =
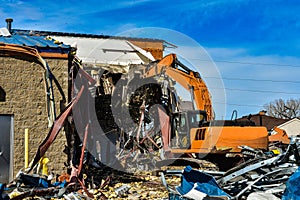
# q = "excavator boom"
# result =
<box><xmin>145</xmin><ymin>54</ymin><xmax>213</xmax><ymax>120</ymax></box>
<box><xmin>141</xmin><ymin>54</ymin><xmax>269</xmax><ymax>170</ymax></box>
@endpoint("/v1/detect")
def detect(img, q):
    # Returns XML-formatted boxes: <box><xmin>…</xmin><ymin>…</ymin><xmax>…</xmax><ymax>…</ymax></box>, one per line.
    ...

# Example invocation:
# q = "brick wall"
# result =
<box><xmin>0</xmin><ymin>57</ymin><xmax>69</xmax><ymax>176</ymax></box>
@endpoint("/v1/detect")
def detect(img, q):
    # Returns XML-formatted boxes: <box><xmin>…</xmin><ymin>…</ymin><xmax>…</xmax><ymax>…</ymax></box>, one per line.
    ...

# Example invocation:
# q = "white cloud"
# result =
<box><xmin>204</xmin><ymin>47</ymin><xmax>300</xmax><ymax>118</ymax></box>
<box><xmin>119</xmin><ymin>0</ymin><xmax>155</xmax><ymax>7</ymax></box>
<box><xmin>205</xmin><ymin>47</ymin><xmax>248</xmax><ymax>59</ymax></box>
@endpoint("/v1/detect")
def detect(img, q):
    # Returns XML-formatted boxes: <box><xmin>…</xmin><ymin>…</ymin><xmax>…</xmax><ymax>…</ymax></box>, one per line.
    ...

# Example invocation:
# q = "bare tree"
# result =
<box><xmin>263</xmin><ymin>98</ymin><xmax>300</xmax><ymax>119</ymax></box>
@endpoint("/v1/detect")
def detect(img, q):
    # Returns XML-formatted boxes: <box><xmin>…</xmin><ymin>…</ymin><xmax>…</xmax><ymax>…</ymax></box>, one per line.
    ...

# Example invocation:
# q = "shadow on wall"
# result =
<box><xmin>0</xmin><ymin>86</ymin><xmax>6</xmax><ymax>102</ymax></box>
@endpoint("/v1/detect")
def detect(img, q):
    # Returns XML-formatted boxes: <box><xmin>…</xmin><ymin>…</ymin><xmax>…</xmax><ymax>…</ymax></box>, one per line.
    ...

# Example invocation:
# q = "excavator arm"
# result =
<box><xmin>145</xmin><ymin>54</ymin><xmax>213</xmax><ymax>120</ymax></box>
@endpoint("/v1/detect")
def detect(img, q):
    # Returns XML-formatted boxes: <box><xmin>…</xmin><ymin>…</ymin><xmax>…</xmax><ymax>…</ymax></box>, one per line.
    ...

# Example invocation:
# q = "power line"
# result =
<box><xmin>214</xmin><ymin>101</ymin><xmax>263</xmax><ymax>108</ymax></box>
<box><xmin>226</xmin><ymin>88</ymin><xmax>300</xmax><ymax>95</ymax></box>
<box><xmin>190</xmin><ymin>58</ymin><xmax>300</xmax><ymax>68</ymax></box>
<box><xmin>204</xmin><ymin>76</ymin><xmax>300</xmax><ymax>84</ymax></box>
<box><xmin>210</xmin><ymin>87</ymin><xmax>300</xmax><ymax>95</ymax></box>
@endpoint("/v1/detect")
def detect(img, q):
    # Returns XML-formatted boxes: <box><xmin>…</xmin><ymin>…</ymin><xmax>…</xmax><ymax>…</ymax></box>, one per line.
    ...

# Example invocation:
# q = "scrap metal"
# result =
<box><xmin>160</xmin><ymin>138</ymin><xmax>300</xmax><ymax>200</ymax></box>
<box><xmin>27</xmin><ymin>86</ymin><xmax>85</xmax><ymax>173</ymax></box>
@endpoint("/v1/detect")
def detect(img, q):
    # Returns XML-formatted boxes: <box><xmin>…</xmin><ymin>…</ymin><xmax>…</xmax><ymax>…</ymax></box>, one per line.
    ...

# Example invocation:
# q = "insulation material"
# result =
<box><xmin>51</xmin><ymin>36</ymin><xmax>155</xmax><ymax>69</ymax></box>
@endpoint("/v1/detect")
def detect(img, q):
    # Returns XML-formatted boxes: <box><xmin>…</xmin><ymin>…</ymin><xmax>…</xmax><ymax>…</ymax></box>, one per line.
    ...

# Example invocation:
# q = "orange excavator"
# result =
<box><xmin>145</xmin><ymin>53</ymin><xmax>213</xmax><ymax>120</ymax></box>
<box><xmin>144</xmin><ymin>54</ymin><xmax>269</xmax><ymax>165</ymax></box>
<box><xmin>269</xmin><ymin>126</ymin><xmax>290</xmax><ymax>145</ymax></box>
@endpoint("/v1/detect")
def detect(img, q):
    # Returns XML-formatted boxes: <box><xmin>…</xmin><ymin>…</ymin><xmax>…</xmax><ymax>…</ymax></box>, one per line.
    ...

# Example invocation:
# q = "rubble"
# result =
<box><xmin>1</xmin><ymin>138</ymin><xmax>300</xmax><ymax>200</ymax></box>
<box><xmin>161</xmin><ymin>138</ymin><xmax>300</xmax><ymax>200</ymax></box>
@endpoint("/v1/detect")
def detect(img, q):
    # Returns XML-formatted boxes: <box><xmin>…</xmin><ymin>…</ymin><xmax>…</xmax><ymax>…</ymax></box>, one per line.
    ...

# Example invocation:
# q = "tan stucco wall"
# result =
<box><xmin>0</xmin><ymin>57</ymin><xmax>68</xmax><ymax>176</ymax></box>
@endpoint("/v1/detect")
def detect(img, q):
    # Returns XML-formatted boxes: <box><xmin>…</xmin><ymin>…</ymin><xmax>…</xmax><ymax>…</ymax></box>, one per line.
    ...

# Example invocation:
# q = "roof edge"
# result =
<box><xmin>12</xmin><ymin>29</ymin><xmax>167</xmax><ymax>43</ymax></box>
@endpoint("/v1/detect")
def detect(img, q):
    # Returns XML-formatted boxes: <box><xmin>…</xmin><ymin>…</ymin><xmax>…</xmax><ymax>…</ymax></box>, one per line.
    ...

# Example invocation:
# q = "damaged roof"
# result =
<box><xmin>0</xmin><ymin>28</ymin><xmax>71</xmax><ymax>54</ymax></box>
<box><xmin>51</xmin><ymin>35</ymin><xmax>155</xmax><ymax>70</ymax></box>
<box><xmin>0</xmin><ymin>27</ymin><xmax>169</xmax><ymax>62</ymax></box>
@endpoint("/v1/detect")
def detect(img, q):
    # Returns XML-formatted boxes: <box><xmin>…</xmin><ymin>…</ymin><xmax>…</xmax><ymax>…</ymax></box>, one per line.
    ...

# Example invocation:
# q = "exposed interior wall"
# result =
<box><xmin>128</xmin><ymin>40</ymin><xmax>164</xmax><ymax>60</ymax></box>
<box><xmin>0</xmin><ymin>57</ymin><xmax>68</xmax><ymax>176</ymax></box>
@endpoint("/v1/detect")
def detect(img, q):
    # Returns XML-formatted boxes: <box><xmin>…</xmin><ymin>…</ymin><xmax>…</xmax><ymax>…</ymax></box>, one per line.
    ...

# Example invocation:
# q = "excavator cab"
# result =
<box><xmin>186</xmin><ymin>110</ymin><xmax>207</xmax><ymax>128</ymax></box>
<box><xmin>170</xmin><ymin>110</ymin><xmax>207</xmax><ymax>148</ymax></box>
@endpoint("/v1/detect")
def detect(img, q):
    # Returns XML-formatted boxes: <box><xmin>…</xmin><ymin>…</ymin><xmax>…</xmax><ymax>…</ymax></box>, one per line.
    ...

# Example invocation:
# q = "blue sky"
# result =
<box><xmin>1</xmin><ymin>0</ymin><xmax>300</xmax><ymax>119</ymax></box>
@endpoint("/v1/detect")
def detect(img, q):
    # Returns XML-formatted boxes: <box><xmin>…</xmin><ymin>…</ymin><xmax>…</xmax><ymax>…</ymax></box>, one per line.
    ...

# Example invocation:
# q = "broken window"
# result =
<box><xmin>0</xmin><ymin>86</ymin><xmax>6</xmax><ymax>102</ymax></box>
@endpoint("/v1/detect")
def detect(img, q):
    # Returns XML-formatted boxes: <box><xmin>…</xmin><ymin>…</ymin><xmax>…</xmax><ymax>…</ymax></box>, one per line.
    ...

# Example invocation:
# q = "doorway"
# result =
<box><xmin>0</xmin><ymin>115</ymin><xmax>13</xmax><ymax>183</ymax></box>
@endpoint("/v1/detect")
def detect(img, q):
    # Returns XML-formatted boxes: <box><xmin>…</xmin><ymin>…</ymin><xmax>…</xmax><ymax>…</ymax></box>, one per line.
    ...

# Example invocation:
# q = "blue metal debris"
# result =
<box><xmin>0</xmin><ymin>183</ymin><xmax>9</xmax><ymax>200</ymax></box>
<box><xmin>161</xmin><ymin>165</ymin><xmax>230</xmax><ymax>200</ymax></box>
<box><xmin>282</xmin><ymin>166</ymin><xmax>300</xmax><ymax>200</ymax></box>
<box><xmin>0</xmin><ymin>34</ymin><xmax>70</xmax><ymax>53</ymax></box>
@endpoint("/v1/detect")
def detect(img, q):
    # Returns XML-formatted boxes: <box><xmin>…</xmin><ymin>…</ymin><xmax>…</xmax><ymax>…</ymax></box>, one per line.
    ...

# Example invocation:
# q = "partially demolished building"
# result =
<box><xmin>0</xmin><ymin>18</ymin><xmax>165</xmax><ymax>182</ymax></box>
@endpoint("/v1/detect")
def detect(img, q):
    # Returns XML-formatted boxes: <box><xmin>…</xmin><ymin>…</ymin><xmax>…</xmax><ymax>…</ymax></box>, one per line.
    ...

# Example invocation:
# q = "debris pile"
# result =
<box><xmin>161</xmin><ymin>138</ymin><xmax>300</xmax><ymax>200</ymax></box>
<box><xmin>1</xmin><ymin>138</ymin><xmax>300</xmax><ymax>199</ymax></box>
<box><xmin>0</xmin><ymin>166</ymin><xmax>170</xmax><ymax>199</ymax></box>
